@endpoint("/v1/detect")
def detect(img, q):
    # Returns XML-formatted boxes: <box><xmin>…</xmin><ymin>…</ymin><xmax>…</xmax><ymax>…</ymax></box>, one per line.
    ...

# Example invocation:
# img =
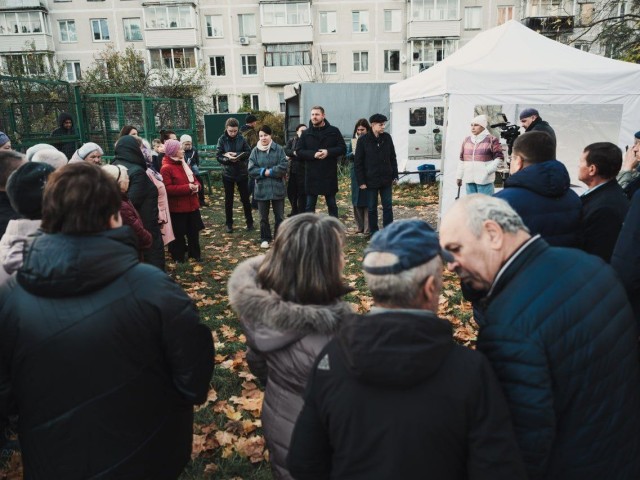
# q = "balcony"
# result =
<box><xmin>408</xmin><ymin>19</ymin><xmax>460</xmax><ymax>39</ymax></box>
<box><xmin>261</xmin><ymin>24</ymin><xmax>312</xmax><ymax>44</ymax></box>
<box><xmin>0</xmin><ymin>35</ymin><xmax>53</xmax><ymax>53</ymax></box>
<box><xmin>264</xmin><ymin>65</ymin><xmax>308</xmax><ymax>86</ymax></box>
<box><xmin>0</xmin><ymin>0</ymin><xmax>47</xmax><ymax>10</ymax></box>
<box><xmin>522</xmin><ymin>16</ymin><xmax>574</xmax><ymax>34</ymax></box>
<box><xmin>144</xmin><ymin>28</ymin><xmax>197</xmax><ymax>48</ymax></box>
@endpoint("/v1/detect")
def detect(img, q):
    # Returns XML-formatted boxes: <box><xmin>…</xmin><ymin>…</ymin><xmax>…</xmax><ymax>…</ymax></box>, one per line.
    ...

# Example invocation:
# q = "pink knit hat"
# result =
<box><xmin>164</xmin><ymin>139</ymin><xmax>181</xmax><ymax>158</ymax></box>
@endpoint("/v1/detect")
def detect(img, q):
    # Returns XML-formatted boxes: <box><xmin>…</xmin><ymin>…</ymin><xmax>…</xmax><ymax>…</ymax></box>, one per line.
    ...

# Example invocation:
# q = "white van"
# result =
<box><xmin>407</xmin><ymin>105</ymin><xmax>444</xmax><ymax>159</ymax></box>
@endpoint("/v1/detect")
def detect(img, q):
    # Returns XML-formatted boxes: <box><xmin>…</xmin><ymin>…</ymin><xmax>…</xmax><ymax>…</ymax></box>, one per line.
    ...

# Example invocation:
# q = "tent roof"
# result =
<box><xmin>390</xmin><ymin>20</ymin><xmax>640</xmax><ymax>102</ymax></box>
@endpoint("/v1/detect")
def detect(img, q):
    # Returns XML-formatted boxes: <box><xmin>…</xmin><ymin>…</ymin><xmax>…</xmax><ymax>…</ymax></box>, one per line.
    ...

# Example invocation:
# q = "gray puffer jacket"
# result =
<box><xmin>228</xmin><ymin>256</ymin><xmax>353</xmax><ymax>480</ymax></box>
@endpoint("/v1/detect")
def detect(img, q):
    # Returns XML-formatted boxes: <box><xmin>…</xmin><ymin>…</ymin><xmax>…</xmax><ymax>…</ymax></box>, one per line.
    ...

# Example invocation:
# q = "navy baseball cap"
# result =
<box><xmin>519</xmin><ymin>108</ymin><xmax>539</xmax><ymax>120</ymax></box>
<box><xmin>634</xmin><ymin>131</ymin><xmax>640</xmax><ymax>140</ymax></box>
<box><xmin>363</xmin><ymin>219</ymin><xmax>453</xmax><ymax>274</ymax></box>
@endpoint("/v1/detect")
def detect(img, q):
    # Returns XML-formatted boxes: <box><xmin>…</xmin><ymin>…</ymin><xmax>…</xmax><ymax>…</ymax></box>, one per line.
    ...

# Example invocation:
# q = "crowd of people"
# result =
<box><xmin>0</xmin><ymin>104</ymin><xmax>639</xmax><ymax>480</ymax></box>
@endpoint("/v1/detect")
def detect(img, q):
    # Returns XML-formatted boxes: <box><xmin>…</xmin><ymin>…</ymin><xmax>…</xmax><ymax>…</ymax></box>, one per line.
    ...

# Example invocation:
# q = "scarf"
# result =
<box><xmin>256</xmin><ymin>141</ymin><xmax>272</xmax><ymax>152</ymax></box>
<box><xmin>170</xmin><ymin>157</ymin><xmax>195</xmax><ymax>182</ymax></box>
<box><xmin>470</xmin><ymin>131</ymin><xmax>489</xmax><ymax>144</ymax></box>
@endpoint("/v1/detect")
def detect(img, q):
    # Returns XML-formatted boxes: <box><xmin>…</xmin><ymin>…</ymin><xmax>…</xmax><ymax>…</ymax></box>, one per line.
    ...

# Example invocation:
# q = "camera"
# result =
<box><xmin>490</xmin><ymin>114</ymin><xmax>521</xmax><ymax>155</ymax></box>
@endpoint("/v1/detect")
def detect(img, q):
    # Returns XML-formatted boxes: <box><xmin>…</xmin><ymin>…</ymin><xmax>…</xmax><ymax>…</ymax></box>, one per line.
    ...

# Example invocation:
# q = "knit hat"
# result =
<box><xmin>471</xmin><ymin>115</ymin><xmax>488</xmax><ymax>129</ymax></box>
<box><xmin>519</xmin><ymin>108</ymin><xmax>539</xmax><ymax>120</ymax></box>
<box><xmin>6</xmin><ymin>161</ymin><xmax>55</xmax><ymax>219</ymax></box>
<box><xmin>77</xmin><ymin>142</ymin><xmax>103</xmax><ymax>160</ymax></box>
<box><xmin>26</xmin><ymin>143</ymin><xmax>56</xmax><ymax>162</ymax></box>
<box><xmin>180</xmin><ymin>134</ymin><xmax>192</xmax><ymax>144</ymax></box>
<box><xmin>164</xmin><ymin>139</ymin><xmax>182</xmax><ymax>158</ymax></box>
<box><xmin>32</xmin><ymin>149</ymin><xmax>68</xmax><ymax>170</ymax></box>
<box><xmin>0</xmin><ymin>132</ymin><xmax>9</xmax><ymax>147</ymax></box>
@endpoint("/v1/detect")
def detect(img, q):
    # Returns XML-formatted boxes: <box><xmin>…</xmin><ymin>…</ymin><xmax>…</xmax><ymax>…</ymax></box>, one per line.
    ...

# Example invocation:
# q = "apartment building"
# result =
<box><xmin>0</xmin><ymin>0</ymin><xmax>622</xmax><ymax>113</ymax></box>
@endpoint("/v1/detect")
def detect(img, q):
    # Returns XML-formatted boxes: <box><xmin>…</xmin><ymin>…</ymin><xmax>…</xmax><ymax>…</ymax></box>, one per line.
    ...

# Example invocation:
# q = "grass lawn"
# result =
<box><xmin>0</xmin><ymin>172</ymin><xmax>474</xmax><ymax>480</ymax></box>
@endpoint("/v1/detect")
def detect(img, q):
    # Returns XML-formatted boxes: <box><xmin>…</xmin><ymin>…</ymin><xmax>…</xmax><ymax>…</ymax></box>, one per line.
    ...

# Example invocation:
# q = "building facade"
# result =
<box><xmin>0</xmin><ymin>0</ymin><xmax>623</xmax><ymax>113</ymax></box>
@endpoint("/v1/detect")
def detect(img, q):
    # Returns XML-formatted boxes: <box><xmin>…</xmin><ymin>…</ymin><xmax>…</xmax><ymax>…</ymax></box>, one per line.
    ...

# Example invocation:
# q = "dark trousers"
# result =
<box><xmin>168</xmin><ymin>210</ymin><xmax>203</xmax><ymax>262</ymax></box>
<box><xmin>257</xmin><ymin>199</ymin><xmax>285</xmax><ymax>242</ymax></box>
<box><xmin>287</xmin><ymin>172</ymin><xmax>306</xmax><ymax>215</ymax></box>
<box><xmin>249</xmin><ymin>178</ymin><xmax>257</xmax><ymax>208</ymax></box>
<box><xmin>368</xmin><ymin>184</ymin><xmax>393</xmax><ymax>233</ymax></box>
<box><xmin>195</xmin><ymin>173</ymin><xmax>206</xmax><ymax>205</ymax></box>
<box><xmin>306</xmin><ymin>194</ymin><xmax>338</xmax><ymax>218</ymax></box>
<box><xmin>223</xmin><ymin>176</ymin><xmax>253</xmax><ymax>227</ymax></box>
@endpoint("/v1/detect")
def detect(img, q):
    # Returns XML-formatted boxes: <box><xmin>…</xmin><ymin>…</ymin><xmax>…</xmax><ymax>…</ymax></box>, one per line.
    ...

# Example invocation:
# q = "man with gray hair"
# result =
<box><xmin>288</xmin><ymin>219</ymin><xmax>526</xmax><ymax>479</ymax></box>
<box><xmin>440</xmin><ymin>194</ymin><xmax>640</xmax><ymax>480</ymax></box>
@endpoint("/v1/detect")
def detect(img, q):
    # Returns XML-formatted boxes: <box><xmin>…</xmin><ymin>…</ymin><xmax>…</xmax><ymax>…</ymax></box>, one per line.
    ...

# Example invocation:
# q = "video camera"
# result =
<box><xmin>490</xmin><ymin>113</ymin><xmax>520</xmax><ymax>155</ymax></box>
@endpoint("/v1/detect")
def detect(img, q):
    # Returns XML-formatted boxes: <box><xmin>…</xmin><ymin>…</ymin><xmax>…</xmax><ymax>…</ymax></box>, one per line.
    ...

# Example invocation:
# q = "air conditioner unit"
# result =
<box><xmin>239</xmin><ymin>36</ymin><xmax>249</xmax><ymax>46</ymax></box>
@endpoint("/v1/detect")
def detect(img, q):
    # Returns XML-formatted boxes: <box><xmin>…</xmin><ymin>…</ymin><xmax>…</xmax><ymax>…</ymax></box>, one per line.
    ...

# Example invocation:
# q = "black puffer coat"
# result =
<box><xmin>295</xmin><ymin>120</ymin><xmax>346</xmax><ymax>196</ymax></box>
<box><xmin>354</xmin><ymin>131</ymin><xmax>398</xmax><ymax>189</ymax></box>
<box><xmin>0</xmin><ymin>227</ymin><xmax>214</xmax><ymax>480</ymax></box>
<box><xmin>113</xmin><ymin>135</ymin><xmax>165</xmax><ymax>270</ymax></box>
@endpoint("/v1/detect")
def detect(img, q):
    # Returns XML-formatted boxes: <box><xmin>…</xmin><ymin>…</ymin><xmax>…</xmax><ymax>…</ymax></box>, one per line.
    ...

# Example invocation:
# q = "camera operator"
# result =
<box><xmin>456</xmin><ymin>115</ymin><xmax>504</xmax><ymax>195</ymax></box>
<box><xmin>519</xmin><ymin>108</ymin><xmax>556</xmax><ymax>142</ymax></box>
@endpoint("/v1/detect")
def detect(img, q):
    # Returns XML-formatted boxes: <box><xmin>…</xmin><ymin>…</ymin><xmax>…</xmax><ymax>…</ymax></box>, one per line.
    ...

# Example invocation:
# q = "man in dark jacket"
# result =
<box><xmin>354</xmin><ymin>113</ymin><xmax>398</xmax><ymax>233</ymax></box>
<box><xmin>0</xmin><ymin>150</ymin><xmax>25</xmax><ymax>238</ymax></box>
<box><xmin>50</xmin><ymin>111</ymin><xmax>77</xmax><ymax>160</ymax></box>
<box><xmin>440</xmin><ymin>195</ymin><xmax>640</xmax><ymax>480</ymax></box>
<box><xmin>495</xmin><ymin>131</ymin><xmax>581</xmax><ymax>247</ymax></box>
<box><xmin>241</xmin><ymin>114</ymin><xmax>259</xmax><ymax>209</ymax></box>
<box><xmin>0</xmin><ymin>162</ymin><xmax>214</xmax><ymax>480</ymax></box>
<box><xmin>295</xmin><ymin>106</ymin><xmax>346</xmax><ymax>218</ymax></box>
<box><xmin>288</xmin><ymin>219</ymin><xmax>527</xmax><ymax>480</ymax></box>
<box><xmin>519</xmin><ymin>108</ymin><xmax>556</xmax><ymax>142</ymax></box>
<box><xmin>612</xmin><ymin>190</ymin><xmax>640</xmax><ymax>320</ymax></box>
<box><xmin>578</xmin><ymin>141</ymin><xmax>629</xmax><ymax>262</ymax></box>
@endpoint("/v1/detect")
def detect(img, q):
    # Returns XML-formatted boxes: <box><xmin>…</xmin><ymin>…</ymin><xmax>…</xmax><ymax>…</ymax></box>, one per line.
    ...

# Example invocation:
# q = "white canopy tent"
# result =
<box><xmin>390</xmin><ymin>20</ymin><xmax>640</xmax><ymax>219</ymax></box>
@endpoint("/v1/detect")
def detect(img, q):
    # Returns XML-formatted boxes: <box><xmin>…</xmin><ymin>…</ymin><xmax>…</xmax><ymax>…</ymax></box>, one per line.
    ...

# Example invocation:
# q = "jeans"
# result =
<box><xmin>223</xmin><ymin>176</ymin><xmax>253</xmax><ymax>227</ymax></box>
<box><xmin>257</xmin><ymin>199</ymin><xmax>285</xmax><ymax>242</ymax></box>
<box><xmin>306</xmin><ymin>194</ymin><xmax>338</xmax><ymax>218</ymax></box>
<box><xmin>465</xmin><ymin>183</ymin><xmax>495</xmax><ymax>195</ymax></box>
<box><xmin>367</xmin><ymin>185</ymin><xmax>393</xmax><ymax>233</ymax></box>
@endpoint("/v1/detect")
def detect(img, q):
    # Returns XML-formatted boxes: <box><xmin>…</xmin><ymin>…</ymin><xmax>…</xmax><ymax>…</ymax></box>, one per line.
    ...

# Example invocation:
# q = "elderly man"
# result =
<box><xmin>288</xmin><ymin>219</ymin><xmax>526</xmax><ymax>480</ymax></box>
<box><xmin>579</xmin><ymin>141</ymin><xmax>629</xmax><ymax>262</ymax></box>
<box><xmin>519</xmin><ymin>108</ymin><xmax>556</xmax><ymax>141</ymax></box>
<box><xmin>440</xmin><ymin>195</ymin><xmax>640</xmax><ymax>480</ymax></box>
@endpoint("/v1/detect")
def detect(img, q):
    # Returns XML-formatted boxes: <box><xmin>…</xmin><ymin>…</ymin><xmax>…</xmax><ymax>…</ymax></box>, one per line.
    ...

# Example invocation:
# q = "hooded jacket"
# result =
<box><xmin>287</xmin><ymin>310</ymin><xmax>527</xmax><ymax>480</ymax></box>
<box><xmin>50</xmin><ymin>112</ymin><xmax>76</xmax><ymax>160</ymax></box>
<box><xmin>113</xmin><ymin>136</ymin><xmax>164</xmax><ymax>270</ymax></box>
<box><xmin>0</xmin><ymin>227</ymin><xmax>214</xmax><ymax>480</ymax></box>
<box><xmin>295</xmin><ymin>120</ymin><xmax>346</xmax><ymax>196</ymax></box>
<box><xmin>228</xmin><ymin>256</ymin><xmax>352</xmax><ymax>480</ymax></box>
<box><xmin>495</xmin><ymin>160</ymin><xmax>582</xmax><ymax>247</ymax></box>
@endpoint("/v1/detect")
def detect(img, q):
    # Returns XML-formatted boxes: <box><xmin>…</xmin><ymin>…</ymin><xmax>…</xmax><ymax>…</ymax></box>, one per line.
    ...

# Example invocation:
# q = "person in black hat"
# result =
<box><xmin>288</xmin><ymin>218</ymin><xmax>526</xmax><ymax>480</ymax></box>
<box><xmin>354</xmin><ymin>113</ymin><xmax>398</xmax><ymax>234</ymax></box>
<box><xmin>519</xmin><ymin>108</ymin><xmax>556</xmax><ymax>141</ymax></box>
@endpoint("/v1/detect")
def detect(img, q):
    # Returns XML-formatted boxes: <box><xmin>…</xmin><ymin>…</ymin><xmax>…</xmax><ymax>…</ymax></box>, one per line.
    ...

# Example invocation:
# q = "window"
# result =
<box><xmin>65</xmin><ymin>61</ymin><xmax>81</xmax><ymax>82</ymax></box>
<box><xmin>384</xmin><ymin>50</ymin><xmax>400</xmax><ymax>72</ymax></box>
<box><xmin>278</xmin><ymin>92</ymin><xmax>285</xmax><ymax>113</ymax></box>
<box><xmin>574</xmin><ymin>43</ymin><xmax>590</xmax><ymax>52</ymax></box>
<box><xmin>149</xmin><ymin>48</ymin><xmax>196</xmax><ymax>69</ymax></box>
<box><xmin>578</xmin><ymin>3</ymin><xmax>594</xmax><ymax>26</ymax></box>
<box><xmin>352</xmin><ymin>11</ymin><xmax>369</xmax><ymax>33</ymax></box>
<box><xmin>209</xmin><ymin>56</ymin><xmax>226</xmax><ymax>76</ymax></box>
<box><xmin>353</xmin><ymin>51</ymin><xmax>368</xmax><ymax>72</ymax></box>
<box><xmin>321</xmin><ymin>52</ymin><xmax>337</xmax><ymax>74</ymax></box>
<box><xmin>242</xmin><ymin>94</ymin><xmax>259</xmax><ymax>110</ymax></box>
<box><xmin>123</xmin><ymin>18</ymin><xmax>142</xmax><ymax>41</ymax></box>
<box><xmin>213</xmin><ymin>95</ymin><xmax>229</xmax><ymax>113</ymax></box>
<box><xmin>265</xmin><ymin>44</ymin><xmax>311</xmax><ymax>67</ymax></box>
<box><xmin>319</xmin><ymin>11</ymin><xmax>337</xmax><ymax>34</ymax></box>
<box><xmin>412</xmin><ymin>39</ymin><xmax>457</xmax><ymax>70</ymax></box>
<box><xmin>384</xmin><ymin>10</ymin><xmax>401</xmax><ymax>32</ymax></box>
<box><xmin>241</xmin><ymin>54</ymin><xmax>257</xmax><ymax>75</ymax></box>
<box><xmin>464</xmin><ymin>7</ymin><xmax>482</xmax><ymax>30</ymax></box>
<box><xmin>91</xmin><ymin>19</ymin><xmax>110</xmax><ymax>41</ymax></box>
<box><xmin>497</xmin><ymin>6</ymin><xmax>514</xmax><ymax>25</ymax></box>
<box><xmin>0</xmin><ymin>12</ymin><xmax>44</xmax><ymax>35</ymax></box>
<box><xmin>145</xmin><ymin>6</ymin><xmax>193</xmax><ymax>29</ymax></box>
<box><xmin>58</xmin><ymin>19</ymin><xmax>77</xmax><ymax>42</ymax></box>
<box><xmin>262</xmin><ymin>2</ymin><xmax>310</xmax><ymax>26</ymax></box>
<box><xmin>0</xmin><ymin>54</ymin><xmax>50</xmax><ymax>75</ymax></box>
<box><xmin>528</xmin><ymin>0</ymin><xmax>561</xmax><ymax>17</ymax></box>
<box><xmin>412</xmin><ymin>0</ymin><xmax>459</xmax><ymax>21</ymax></box>
<box><xmin>238</xmin><ymin>14</ymin><xmax>256</xmax><ymax>37</ymax></box>
<box><xmin>205</xmin><ymin>15</ymin><xmax>223</xmax><ymax>37</ymax></box>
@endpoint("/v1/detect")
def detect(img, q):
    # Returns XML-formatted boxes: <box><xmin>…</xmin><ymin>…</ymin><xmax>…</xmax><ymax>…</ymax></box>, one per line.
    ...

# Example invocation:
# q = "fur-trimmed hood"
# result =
<box><xmin>228</xmin><ymin>255</ymin><xmax>353</xmax><ymax>353</ymax></box>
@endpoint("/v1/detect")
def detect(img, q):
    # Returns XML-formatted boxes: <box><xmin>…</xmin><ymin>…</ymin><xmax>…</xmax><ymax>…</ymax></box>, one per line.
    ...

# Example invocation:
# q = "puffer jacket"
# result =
<box><xmin>295</xmin><ymin>120</ymin><xmax>346</xmax><ymax>196</ymax></box>
<box><xmin>354</xmin><ymin>131</ymin><xmax>398</xmax><ymax>189</ymax></box>
<box><xmin>161</xmin><ymin>157</ymin><xmax>201</xmax><ymax>213</ymax></box>
<box><xmin>456</xmin><ymin>134</ymin><xmax>503</xmax><ymax>185</ymax></box>
<box><xmin>228</xmin><ymin>256</ymin><xmax>353</xmax><ymax>480</ymax></box>
<box><xmin>216</xmin><ymin>132</ymin><xmax>251</xmax><ymax>180</ymax></box>
<box><xmin>480</xmin><ymin>237</ymin><xmax>640</xmax><ymax>480</ymax></box>
<box><xmin>0</xmin><ymin>218</ymin><xmax>40</xmax><ymax>285</ymax></box>
<box><xmin>494</xmin><ymin>160</ymin><xmax>582</xmax><ymax>247</ymax></box>
<box><xmin>248</xmin><ymin>143</ymin><xmax>288</xmax><ymax>201</ymax></box>
<box><xmin>0</xmin><ymin>227</ymin><xmax>214</xmax><ymax>480</ymax></box>
<box><xmin>120</xmin><ymin>195</ymin><xmax>153</xmax><ymax>252</ymax></box>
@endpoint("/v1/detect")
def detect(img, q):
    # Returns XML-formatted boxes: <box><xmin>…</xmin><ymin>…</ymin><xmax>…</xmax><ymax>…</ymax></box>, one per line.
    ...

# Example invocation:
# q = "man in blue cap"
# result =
<box><xmin>519</xmin><ymin>108</ymin><xmax>556</xmax><ymax>142</ymax></box>
<box><xmin>288</xmin><ymin>219</ymin><xmax>526</xmax><ymax>480</ymax></box>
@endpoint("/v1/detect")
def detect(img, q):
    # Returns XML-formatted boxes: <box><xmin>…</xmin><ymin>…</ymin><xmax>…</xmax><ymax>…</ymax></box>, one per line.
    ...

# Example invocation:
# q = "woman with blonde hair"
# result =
<box><xmin>228</xmin><ymin>213</ymin><xmax>353</xmax><ymax>480</ymax></box>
